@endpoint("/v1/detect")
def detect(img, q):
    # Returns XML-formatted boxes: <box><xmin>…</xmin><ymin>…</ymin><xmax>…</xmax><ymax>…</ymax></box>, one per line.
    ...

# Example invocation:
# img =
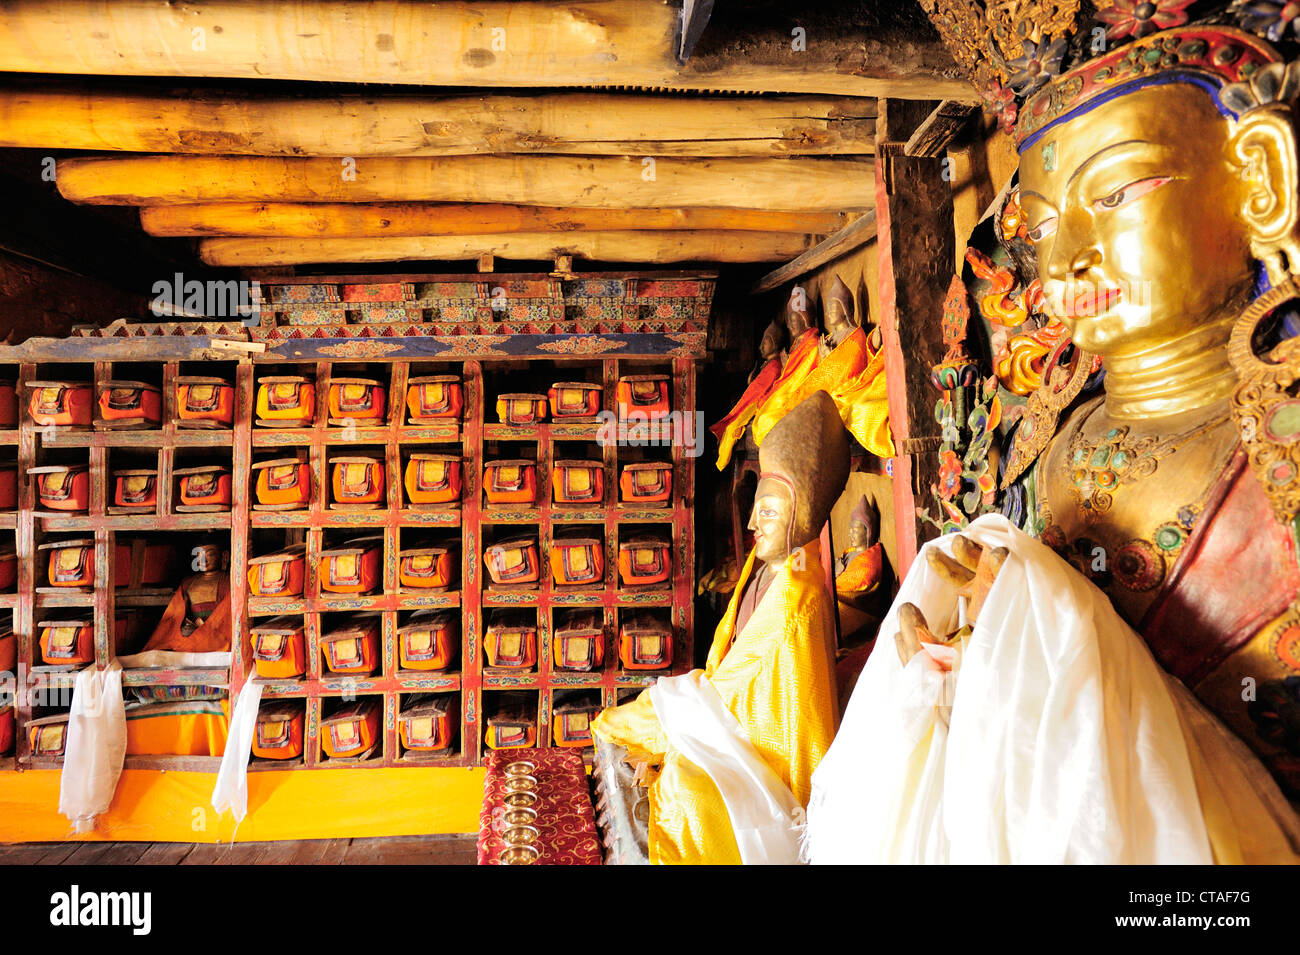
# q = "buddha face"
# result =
<box><xmin>759</xmin><ymin>322</ymin><xmax>784</xmax><ymax>361</ymax></box>
<box><xmin>1019</xmin><ymin>84</ymin><xmax>1257</xmax><ymax>356</ymax></box>
<box><xmin>749</xmin><ymin>477</ymin><xmax>794</xmax><ymax>565</ymax></box>
<box><xmin>192</xmin><ymin>543</ymin><xmax>221</xmax><ymax>573</ymax></box>
<box><xmin>826</xmin><ymin>305</ymin><xmax>852</xmax><ymax>335</ymax></box>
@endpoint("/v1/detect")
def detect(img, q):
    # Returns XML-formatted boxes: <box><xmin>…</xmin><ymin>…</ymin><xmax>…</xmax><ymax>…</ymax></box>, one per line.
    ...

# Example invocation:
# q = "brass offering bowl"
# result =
<box><xmin>503</xmin><ymin>790</ymin><xmax>538</xmax><ymax>808</ymax></box>
<box><xmin>503</xmin><ymin>824</ymin><xmax>540</xmax><ymax>847</ymax></box>
<box><xmin>504</xmin><ymin>760</ymin><xmax>537</xmax><ymax>776</ymax></box>
<box><xmin>503</xmin><ymin>774</ymin><xmax>537</xmax><ymax>793</ymax></box>
<box><xmin>501</xmin><ymin>844</ymin><xmax>540</xmax><ymax>865</ymax></box>
<box><xmin>503</xmin><ymin>807</ymin><xmax>538</xmax><ymax>827</ymax></box>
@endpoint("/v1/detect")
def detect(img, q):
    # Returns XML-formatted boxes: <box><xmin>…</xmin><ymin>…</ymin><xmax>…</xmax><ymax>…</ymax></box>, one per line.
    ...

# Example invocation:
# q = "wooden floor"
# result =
<box><xmin>0</xmin><ymin>833</ymin><xmax>479</xmax><ymax>865</ymax></box>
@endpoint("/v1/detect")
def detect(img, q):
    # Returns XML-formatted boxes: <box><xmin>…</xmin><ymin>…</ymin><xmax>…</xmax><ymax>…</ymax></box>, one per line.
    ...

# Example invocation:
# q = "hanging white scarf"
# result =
<box><xmin>59</xmin><ymin>661</ymin><xmax>126</xmax><ymax>834</ymax></box>
<box><xmin>211</xmin><ymin>680</ymin><xmax>263</xmax><ymax>829</ymax></box>
<box><xmin>649</xmin><ymin>670</ymin><xmax>805</xmax><ymax>865</ymax></box>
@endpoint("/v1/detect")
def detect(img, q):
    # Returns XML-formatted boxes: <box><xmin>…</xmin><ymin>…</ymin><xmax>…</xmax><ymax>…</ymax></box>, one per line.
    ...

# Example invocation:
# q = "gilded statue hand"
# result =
<box><xmin>896</xmin><ymin>536</ymin><xmax>1010</xmax><ymax>670</ymax></box>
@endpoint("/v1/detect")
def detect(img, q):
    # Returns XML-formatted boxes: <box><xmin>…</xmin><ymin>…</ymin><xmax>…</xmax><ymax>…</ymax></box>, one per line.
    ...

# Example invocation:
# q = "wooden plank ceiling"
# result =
<box><xmin>0</xmin><ymin>0</ymin><xmax>973</xmax><ymax>273</ymax></box>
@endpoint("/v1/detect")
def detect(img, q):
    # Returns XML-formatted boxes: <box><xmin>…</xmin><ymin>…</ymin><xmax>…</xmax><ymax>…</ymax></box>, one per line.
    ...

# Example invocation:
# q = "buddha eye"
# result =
<box><xmin>1026</xmin><ymin>216</ymin><xmax>1058</xmax><ymax>243</ymax></box>
<box><xmin>1092</xmin><ymin>176</ymin><xmax>1170</xmax><ymax>213</ymax></box>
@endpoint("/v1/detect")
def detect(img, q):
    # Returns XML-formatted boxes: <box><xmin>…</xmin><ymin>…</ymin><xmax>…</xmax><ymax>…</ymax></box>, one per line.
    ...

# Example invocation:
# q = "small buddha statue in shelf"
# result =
<box><xmin>140</xmin><ymin>535</ymin><xmax>232</xmax><ymax>655</ymax></box>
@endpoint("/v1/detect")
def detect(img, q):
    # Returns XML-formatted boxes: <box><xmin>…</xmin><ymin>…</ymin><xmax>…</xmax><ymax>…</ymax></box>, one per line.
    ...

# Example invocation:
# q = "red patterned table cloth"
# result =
<box><xmin>477</xmin><ymin>748</ymin><xmax>603</xmax><ymax>865</ymax></box>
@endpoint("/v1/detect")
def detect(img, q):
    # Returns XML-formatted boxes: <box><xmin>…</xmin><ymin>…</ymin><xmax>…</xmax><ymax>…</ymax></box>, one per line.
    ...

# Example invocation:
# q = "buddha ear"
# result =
<box><xmin>1230</xmin><ymin>107</ymin><xmax>1300</xmax><ymax>281</ymax></box>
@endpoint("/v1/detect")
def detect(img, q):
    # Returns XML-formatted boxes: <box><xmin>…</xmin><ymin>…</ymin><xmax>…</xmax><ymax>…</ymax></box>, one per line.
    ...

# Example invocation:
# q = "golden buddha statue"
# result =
<box><xmin>985</xmin><ymin>14</ymin><xmax>1300</xmax><ymax>796</ymax></box>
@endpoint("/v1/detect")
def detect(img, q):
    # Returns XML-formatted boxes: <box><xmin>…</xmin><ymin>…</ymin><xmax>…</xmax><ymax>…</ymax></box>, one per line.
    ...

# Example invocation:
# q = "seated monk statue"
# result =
<box><xmin>140</xmin><ymin>536</ymin><xmax>232</xmax><ymax>655</ymax></box>
<box><xmin>710</xmin><ymin>317</ymin><xmax>789</xmax><ymax>470</ymax></box>
<box><xmin>835</xmin><ymin>495</ymin><xmax>893</xmax><ymax>634</ymax></box>
<box><xmin>592</xmin><ymin>390</ymin><xmax>847</xmax><ymax>864</ymax></box>
<box><xmin>819</xmin><ymin>275</ymin><xmax>858</xmax><ymax>358</ymax></box>
<box><xmin>747</xmin><ymin>287</ymin><xmax>823</xmax><ymax>447</ymax></box>
<box><xmin>752</xmin><ymin>275</ymin><xmax>895</xmax><ymax>458</ymax></box>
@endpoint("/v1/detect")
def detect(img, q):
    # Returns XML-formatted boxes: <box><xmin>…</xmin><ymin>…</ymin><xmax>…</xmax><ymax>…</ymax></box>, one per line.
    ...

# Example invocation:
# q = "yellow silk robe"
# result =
<box><xmin>592</xmin><ymin>539</ymin><xmax>840</xmax><ymax>864</ymax></box>
<box><xmin>749</xmin><ymin>330</ymin><xmax>822</xmax><ymax>447</ymax></box>
<box><xmin>751</xmin><ymin>327</ymin><xmax>894</xmax><ymax>458</ymax></box>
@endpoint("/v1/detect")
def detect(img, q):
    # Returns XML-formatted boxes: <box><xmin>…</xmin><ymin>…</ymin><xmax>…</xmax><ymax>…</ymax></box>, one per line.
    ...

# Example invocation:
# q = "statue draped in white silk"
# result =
<box><xmin>804</xmin><ymin>515</ymin><xmax>1300</xmax><ymax>864</ymax></box>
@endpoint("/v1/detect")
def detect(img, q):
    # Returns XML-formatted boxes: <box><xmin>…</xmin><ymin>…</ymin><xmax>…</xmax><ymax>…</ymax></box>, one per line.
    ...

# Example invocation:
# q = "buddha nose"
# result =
<box><xmin>1046</xmin><ymin>237</ymin><xmax>1102</xmax><ymax>281</ymax></box>
<box><xmin>1068</xmin><ymin>247</ymin><xmax>1102</xmax><ymax>276</ymax></box>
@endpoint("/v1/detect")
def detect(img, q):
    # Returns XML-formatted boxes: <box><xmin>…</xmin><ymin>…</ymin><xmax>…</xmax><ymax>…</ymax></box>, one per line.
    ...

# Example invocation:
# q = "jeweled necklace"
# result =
<box><xmin>1065</xmin><ymin>402</ymin><xmax>1231</xmax><ymax>518</ymax></box>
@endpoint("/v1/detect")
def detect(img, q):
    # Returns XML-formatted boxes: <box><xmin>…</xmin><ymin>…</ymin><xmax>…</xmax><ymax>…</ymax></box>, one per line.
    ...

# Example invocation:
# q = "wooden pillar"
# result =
<box><xmin>874</xmin><ymin>99</ymin><xmax>953</xmax><ymax>581</ymax></box>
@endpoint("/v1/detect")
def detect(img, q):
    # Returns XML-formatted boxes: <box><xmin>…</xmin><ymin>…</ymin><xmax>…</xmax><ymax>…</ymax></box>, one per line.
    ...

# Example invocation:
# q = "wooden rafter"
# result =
<box><xmin>750</xmin><ymin>210</ymin><xmax>877</xmax><ymax>293</ymax></box>
<box><xmin>0</xmin><ymin>84</ymin><xmax>876</xmax><ymax>157</ymax></box>
<box><xmin>57</xmin><ymin>155</ymin><xmax>875</xmax><ymax>212</ymax></box>
<box><xmin>196</xmin><ymin>231</ymin><xmax>816</xmax><ymax>267</ymax></box>
<box><xmin>0</xmin><ymin>0</ymin><xmax>980</xmax><ymax>100</ymax></box>
<box><xmin>139</xmin><ymin>203</ymin><xmax>847</xmax><ymax>239</ymax></box>
<box><xmin>903</xmin><ymin>101</ymin><xmax>982</xmax><ymax>158</ymax></box>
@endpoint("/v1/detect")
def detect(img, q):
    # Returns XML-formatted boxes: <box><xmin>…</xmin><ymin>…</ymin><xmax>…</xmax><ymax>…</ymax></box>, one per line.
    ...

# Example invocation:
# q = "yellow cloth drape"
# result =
<box><xmin>748</xmin><ymin>330</ymin><xmax>822</xmax><ymax>447</ymax></box>
<box><xmin>751</xmin><ymin>327</ymin><xmax>894</xmax><ymax>458</ymax></box>
<box><xmin>592</xmin><ymin>540</ymin><xmax>840</xmax><ymax>864</ymax></box>
<box><xmin>125</xmin><ymin>700</ymin><xmax>229</xmax><ymax>756</ymax></box>
<box><xmin>835</xmin><ymin>543</ymin><xmax>884</xmax><ymax>599</ymax></box>
<box><xmin>830</xmin><ymin>342</ymin><xmax>895</xmax><ymax>458</ymax></box>
<box><xmin>710</xmin><ymin>357</ymin><xmax>782</xmax><ymax>471</ymax></box>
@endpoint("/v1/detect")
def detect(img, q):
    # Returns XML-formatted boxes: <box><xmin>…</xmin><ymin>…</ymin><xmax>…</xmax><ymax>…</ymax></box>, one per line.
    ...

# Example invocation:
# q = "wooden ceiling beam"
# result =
<box><xmin>0</xmin><ymin>0</ymin><xmax>979</xmax><ymax>100</ymax></box>
<box><xmin>197</xmin><ymin>231</ymin><xmax>816</xmax><ymax>267</ymax></box>
<box><xmin>139</xmin><ymin>203</ymin><xmax>848</xmax><ymax>239</ymax></box>
<box><xmin>58</xmin><ymin>155</ymin><xmax>875</xmax><ymax>212</ymax></box>
<box><xmin>0</xmin><ymin>84</ymin><xmax>875</xmax><ymax>157</ymax></box>
<box><xmin>903</xmin><ymin>101</ymin><xmax>982</xmax><ymax>158</ymax></box>
<box><xmin>750</xmin><ymin>210</ymin><xmax>877</xmax><ymax>293</ymax></box>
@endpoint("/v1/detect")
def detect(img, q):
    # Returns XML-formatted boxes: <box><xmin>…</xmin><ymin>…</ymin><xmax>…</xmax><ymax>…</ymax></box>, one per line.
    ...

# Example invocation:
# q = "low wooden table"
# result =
<box><xmin>477</xmin><ymin>748</ymin><xmax>602</xmax><ymax>865</ymax></box>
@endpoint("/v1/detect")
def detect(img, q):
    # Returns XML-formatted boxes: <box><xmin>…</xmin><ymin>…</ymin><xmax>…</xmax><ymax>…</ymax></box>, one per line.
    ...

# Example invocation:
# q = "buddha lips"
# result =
<box><xmin>1062</xmin><ymin>285</ymin><xmax>1123</xmax><ymax>320</ymax></box>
